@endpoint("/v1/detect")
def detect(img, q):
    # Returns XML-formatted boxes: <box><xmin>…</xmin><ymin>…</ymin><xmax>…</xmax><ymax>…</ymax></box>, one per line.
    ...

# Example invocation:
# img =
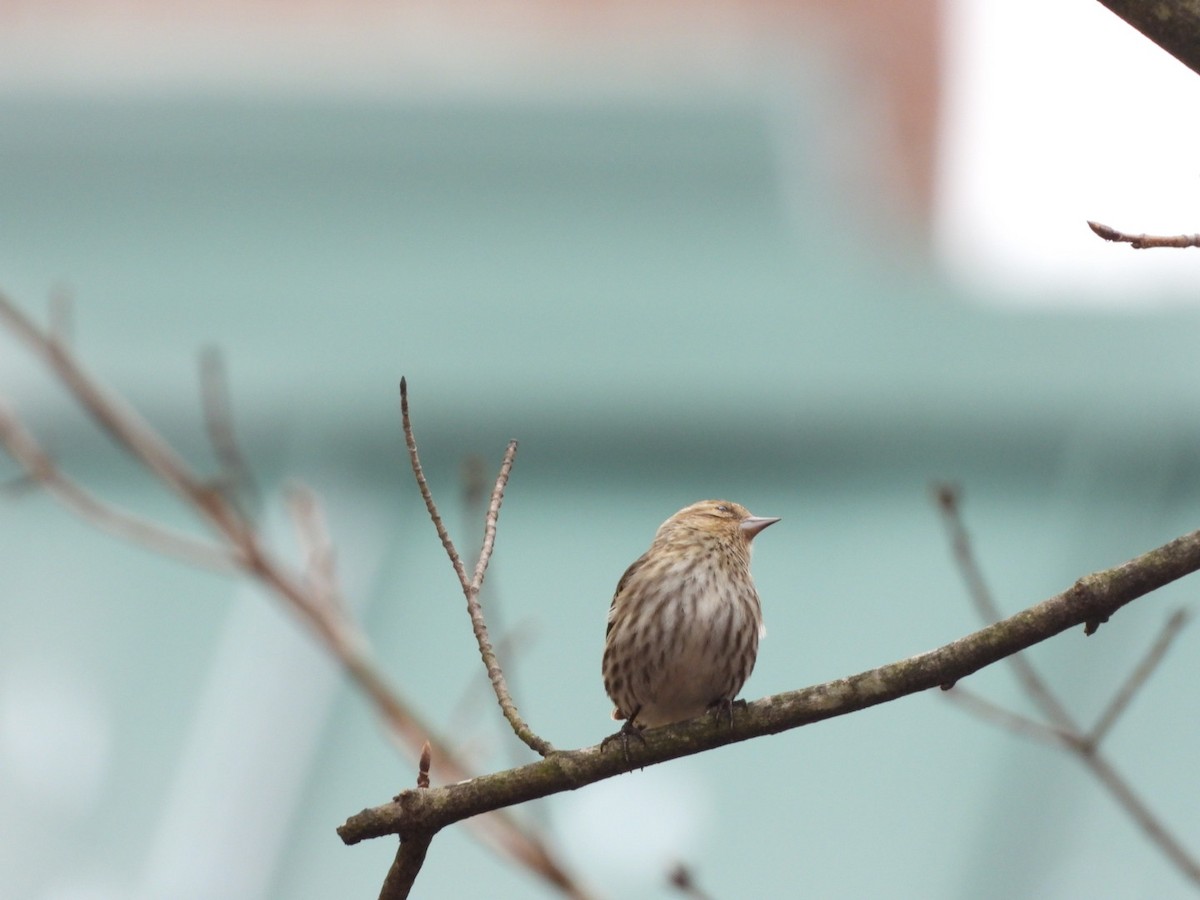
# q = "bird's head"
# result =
<box><xmin>654</xmin><ymin>499</ymin><xmax>780</xmax><ymax>551</ymax></box>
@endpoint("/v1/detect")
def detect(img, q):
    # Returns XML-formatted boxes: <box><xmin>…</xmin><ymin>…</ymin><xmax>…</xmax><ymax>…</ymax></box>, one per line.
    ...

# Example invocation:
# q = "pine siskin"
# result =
<box><xmin>602</xmin><ymin>499</ymin><xmax>780</xmax><ymax>735</ymax></box>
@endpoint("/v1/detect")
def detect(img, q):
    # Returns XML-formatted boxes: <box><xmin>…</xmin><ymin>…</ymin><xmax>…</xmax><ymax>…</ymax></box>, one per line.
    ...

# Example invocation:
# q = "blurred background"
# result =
<box><xmin>3</xmin><ymin>1</ymin><xmax>1200</xmax><ymax>898</ymax></box>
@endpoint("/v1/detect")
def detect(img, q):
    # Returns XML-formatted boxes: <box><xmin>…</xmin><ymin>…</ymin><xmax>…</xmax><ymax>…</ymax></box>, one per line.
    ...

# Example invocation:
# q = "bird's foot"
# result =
<box><xmin>707</xmin><ymin>697</ymin><xmax>746</xmax><ymax>728</ymax></box>
<box><xmin>601</xmin><ymin>717</ymin><xmax>647</xmax><ymax>764</ymax></box>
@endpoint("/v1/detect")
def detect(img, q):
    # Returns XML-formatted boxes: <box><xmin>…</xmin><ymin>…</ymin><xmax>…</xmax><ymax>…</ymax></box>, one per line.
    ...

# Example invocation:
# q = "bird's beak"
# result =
<box><xmin>740</xmin><ymin>515</ymin><xmax>781</xmax><ymax>539</ymax></box>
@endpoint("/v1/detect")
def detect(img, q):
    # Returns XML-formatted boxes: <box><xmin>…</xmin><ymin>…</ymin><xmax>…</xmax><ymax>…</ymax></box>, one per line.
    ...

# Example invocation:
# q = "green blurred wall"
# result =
<box><xmin>2</xmin><ymin>95</ymin><xmax>1199</xmax><ymax>899</ymax></box>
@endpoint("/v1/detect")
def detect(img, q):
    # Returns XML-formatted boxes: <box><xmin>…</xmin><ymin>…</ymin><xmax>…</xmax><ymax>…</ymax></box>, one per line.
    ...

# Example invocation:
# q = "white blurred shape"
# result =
<box><xmin>42</xmin><ymin>884</ymin><xmax>125</xmax><ymax>900</ymax></box>
<box><xmin>937</xmin><ymin>0</ymin><xmax>1200</xmax><ymax>307</ymax></box>
<box><xmin>554</xmin><ymin>763</ymin><xmax>712</xmax><ymax>893</ymax></box>
<box><xmin>0</xmin><ymin>661</ymin><xmax>112</xmax><ymax>815</ymax></box>
<box><xmin>134</xmin><ymin>480</ymin><xmax>393</xmax><ymax>900</ymax></box>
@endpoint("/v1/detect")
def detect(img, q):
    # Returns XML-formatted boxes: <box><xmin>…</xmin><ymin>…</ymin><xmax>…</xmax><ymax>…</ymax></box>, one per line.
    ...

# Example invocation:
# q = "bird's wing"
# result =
<box><xmin>606</xmin><ymin>552</ymin><xmax>649</xmax><ymax>636</ymax></box>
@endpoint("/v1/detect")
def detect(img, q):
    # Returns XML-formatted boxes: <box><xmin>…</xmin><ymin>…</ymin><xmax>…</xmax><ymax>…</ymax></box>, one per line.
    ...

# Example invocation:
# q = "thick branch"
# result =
<box><xmin>340</xmin><ymin>524</ymin><xmax>1200</xmax><ymax>843</ymax></box>
<box><xmin>1091</xmin><ymin>0</ymin><xmax>1200</xmax><ymax>78</ymax></box>
<box><xmin>378</xmin><ymin>743</ymin><xmax>436</xmax><ymax>900</ymax></box>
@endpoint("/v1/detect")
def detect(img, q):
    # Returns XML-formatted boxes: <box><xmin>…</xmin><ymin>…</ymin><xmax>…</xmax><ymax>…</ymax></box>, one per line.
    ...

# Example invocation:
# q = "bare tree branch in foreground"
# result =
<box><xmin>0</xmin><ymin>292</ymin><xmax>588</xmax><ymax>900</ymax></box>
<box><xmin>378</xmin><ymin>743</ymin><xmax>435</xmax><ymax>900</ymax></box>
<box><xmin>1091</xmin><ymin>0</ymin><xmax>1200</xmax><ymax>79</ymax></box>
<box><xmin>7</xmin><ymin>289</ymin><xmax>1200</xmax><ymax>896</ymax></box>
<box><xmin>1088</xmin><ymin>220</ymin><xmax>1200</xmax><ymax>249</ymax></box>
<box><xmin>339</xmin><ymin>519</ymin><xmax>1200</xmax><ymax>850</ymax></box>
<box><xmin>934</xmin><ymin>483</ymin><xmax>1199</xmax><ymax>887</ymax></box>
<box><xmin>401</xmin><ymin>378</ymin><xmax>554</xmax><ymax>758</ymax></box>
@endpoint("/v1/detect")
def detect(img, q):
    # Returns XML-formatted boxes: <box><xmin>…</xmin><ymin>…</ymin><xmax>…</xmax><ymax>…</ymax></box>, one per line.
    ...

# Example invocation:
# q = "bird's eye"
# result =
<box><xmin>714</xmin><ymin>504</ymin><xmax>730</xmax><ymax>514</ymax></box>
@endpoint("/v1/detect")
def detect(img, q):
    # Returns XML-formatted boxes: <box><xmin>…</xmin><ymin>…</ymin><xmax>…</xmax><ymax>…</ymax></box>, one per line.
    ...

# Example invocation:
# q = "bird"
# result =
<box><xmin>602</xmin><ymin>499</ymin><xmax>780</xmax><ymax>740</ymax></box>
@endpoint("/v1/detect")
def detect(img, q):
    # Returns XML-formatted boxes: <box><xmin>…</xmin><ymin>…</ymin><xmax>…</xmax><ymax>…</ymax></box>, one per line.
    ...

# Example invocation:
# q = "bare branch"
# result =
<box><xmin>48</xmin><ymin>285</ymin><xmax>74</xmax><ymax>345</ymax></box>
<box><xmin>937</xmin><ymin>487</ymin><xmax>1200</xmax><ymax>887</ymax></box>
<box><xmin>378</xmin><ymin>834</ymin><xmax>433</xmax><ymax>900</ymax></box>
<box><xmin>286</xmin><ymin>482</ymin><xmax>342</xmax><ymax>614</ymax></box>
<box><xmin>1088</xmin><ymin>220</ymin><xmax>1200</xmax><ymax>249</ymax></box>
<box><xmin>467</xmin><ymin>441</ymin><xmax>554</xmax><ymax>755</ymax></box>
<box><xmin>0</xmin><ymin>295</ymin><xmax>587</xmax><ymax>898</ymax></box>
<box><xmin>1088</xmin><ymin>0</ymin><xmax>1200</xmax><ymax>79</ymax></box>
<box><xmin>341</xmin><ymin>521</ymin><xmax>1200</xmax><ymax>843</ymax></box>
<box><xmin>470</xmin><ymin>440</ymin><xmax>515</xmax><ymax>594</ymax></box>
<box><xmin>0</xmin><ymin>292</ymin><xmax>224</xmax><ymax>522</ymax></box>
<box><xmin>461</xmin><ymin>454</ymin><xmax>489</xmax><ymax>513</ymax></box>
<box><xmin>1088</xmin><ymin>608</ymin><xmax>1191</xmax><ymax>748</ymax></box>
<box><xmin>399</xmin><ymin>377</ymin><xmax>470</xmax><ymax>587</ymax></box>
<box><xmin>400</xmin><ymin>378</ymin><xmax>554</xmax><ymax>757</ymax></box>
<box><xmin>1080</xmin><ymin>750</ymin><xmax>1200</xmax><ymax>885</ymax></box>
<box><xmin>668</xmin><ymin>863</ymin><xmax>716</xmax><ymax>900</ymax></box>
<box><xmin>378</xmin><ymin>834</ymin><xmax>434</xmax><ymax>900</ymax></box>
<box><xmin>379</xmin><ymin>742</ymin><xmax>437</xmax><ymax>900</ymax></box>
<box><xmin>933</xmin><ymin>483</ymin><xmax>1079</xmax><ymax>732</ymax></box>
<box><xmin>0</xmin><ymin>395</ymin><xmax>237</xmax><ymax>570</ymax></box>
<box><xmin>199</xmin><ymin>347</ymin><xmax>259</xmax><ymax>512</ymax></box>
<box><xmin>942</xmin><ymin>686</ymin><xmax>1073</xmax><ymax>749</ymax></box>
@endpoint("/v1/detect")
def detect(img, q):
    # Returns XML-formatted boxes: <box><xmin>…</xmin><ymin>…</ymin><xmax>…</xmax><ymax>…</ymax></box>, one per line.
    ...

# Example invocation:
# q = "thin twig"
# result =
<box><xmin>400</xmin><ymin>378</ymin><xmax>554</xmax><ymax>757</ymax></box>
<box><xmin>459</xmin><ymin>454</ymin><xmax>542</xmax><ymax>776</ymax></box>
<box><xmin>0</xmin><ymin>395</ymin><xmax>237</xmax><ymax>570</ymax></box>
<box><xmin>466</xmin><ymin>442</ymin><xmax>555</xmax><ymax>753</ymax></box>
<box><xmin>1088</xmin><ymin>220</ymin><xmax>1200</xmax><ymax>249</ymax></box>
<box><xmin>48</xmin><ymin>285</ymin><xmax>73</xmax><ymax>345</ymax></box>
<box><xmin>470</xmin><ymin>441</ymin><xmax>515</xmax><ymax>594</ymax></box>
<box><xmin>935</xmin><ymin>485</ymin><xmax>1200</xmax><ymax>887</ymax></box>
<box><xmin>286</xmin><ymin>482</ymin><xmax>342</xmax><ymax>614</ymax></box>
<box><xmin>1088</xmin><ymin>609</ymin><xmax>1190</xmax><ymax>748</ymax></box>
<box><xmin>399</xmin><ymin>377</ymin><xmax>470</xmax><ymax>587</ymax></box>
<box><xmin>933</xmin><ymin>483</ymin><xmax>1079</xmax><ymax>732</ymax></box>
<box><xmin>444</xmin><ymin>628</ymin><xmax>544</xmax><ymax>774</ymax></box>
<box><xmin>1080</xmin><ymin>750</ymin><xmax>1200</xmax><ymax>885</ymax></box>
<box><xmin>199</xmin><ymin>347</ymin><xmax>259</xmax><ymax>514</ymax></box>
<box><xmin>461</xmin><ymin>454</ymin><xmax>489</xmax><ymax>513</ymax></box>
<box><xmin>0</xmin><ymin>295</ymin><xmax>587</xmax><ymax>898</ymax></box>
<box><xmin>942</xmin><ymin>686</ymin><xmax>1073</xmax><ymax>749</ymax></box>
<box><xmin>0</xmin><ymin>292</ymin><xmax>252</xmax><ymax>547</ymax></box>
<box><xmin>668</xmin><ymin>863</ymin><xmax>716</xmax><ymax>900</ymax></box>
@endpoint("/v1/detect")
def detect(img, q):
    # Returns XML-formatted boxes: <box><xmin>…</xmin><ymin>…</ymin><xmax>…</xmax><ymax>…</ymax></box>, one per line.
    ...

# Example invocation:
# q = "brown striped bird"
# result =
<box><xmin>602</xmin><ymin>500</ymin><xmax>779</xmax><ymax>737</ymax></box>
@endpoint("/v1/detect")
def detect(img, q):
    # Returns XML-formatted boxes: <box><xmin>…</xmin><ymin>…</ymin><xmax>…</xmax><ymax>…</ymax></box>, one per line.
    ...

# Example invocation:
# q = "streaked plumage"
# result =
<box><xmin>602</xmin><ymin>499</ymin><xmax>779</xmax><ymax>730</ymax></box>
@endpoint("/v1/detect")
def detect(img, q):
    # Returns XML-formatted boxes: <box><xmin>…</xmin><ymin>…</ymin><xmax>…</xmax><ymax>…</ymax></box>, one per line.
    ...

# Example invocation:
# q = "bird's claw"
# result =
<box><xmin>601</xmin><ymin>718</ymin><xmax>647</xmax><ymax>764</ymax></box>
<box><xmin>708</xmin><ymin>698</ymin><xmax>745</xmax><ymax>728</ymax></box>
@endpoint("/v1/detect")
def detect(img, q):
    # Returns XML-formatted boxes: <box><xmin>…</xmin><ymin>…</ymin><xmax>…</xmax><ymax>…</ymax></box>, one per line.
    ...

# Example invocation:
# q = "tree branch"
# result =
<box><xmin>0</xmin><ymin>395</ymin><xmax>238</xmax><ymax>570</ymax></box>
<box><xmin>200</xmin><ymin>347</ymin><xmax>260</xmax><ymax>514</ymax></box>
<box><xmin>933</xmin><ymin>485</ymin><xmax>1081</xmax><ymax>730</ymax></box>
<box><xmin>400</xmin><ymin>378</ymin><xmax>554</xmax><ymax>757</ymax></box>
<box><xmin>378</xmin><ymin>744</ymin><xmax>435</xmax><ymax>900</ymax></box>
<box><xmin>0</xmin><ymin>293</ymin><xmax>586</xmax><ymax>898</ymax></box>
<box><xmin>936</xmin><ymin>485</ymin><xmax>1200</xmax><ymax>886</ymax></box>
<box><xmin>340</xmin><ymin>523</ymin><xmax>1200</xmax><ymax>843</ymax></box>
<box><xmin>1091</xmin><ymin>0</ymin><xmax>1200</xmax><ymax>79</ymax></box>
<box><xmin>941</xmin><ymin>686</ymin><xmax>1072</xmax><ymax>749</ymax></box>
<box><xmin>1087</xmin><ymin>608</ymin><xmax>1190</xmax><ymax>747</ymax></box>
<box><xmin>1088</xmin><ymin>220</ymin><xmax>1200</xmax><ymax>249</ymax></box>
<box><xmin>1077</xmin><ymin>748</ymin><xmax>1200</xmax><ymax>884</ymax></box>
